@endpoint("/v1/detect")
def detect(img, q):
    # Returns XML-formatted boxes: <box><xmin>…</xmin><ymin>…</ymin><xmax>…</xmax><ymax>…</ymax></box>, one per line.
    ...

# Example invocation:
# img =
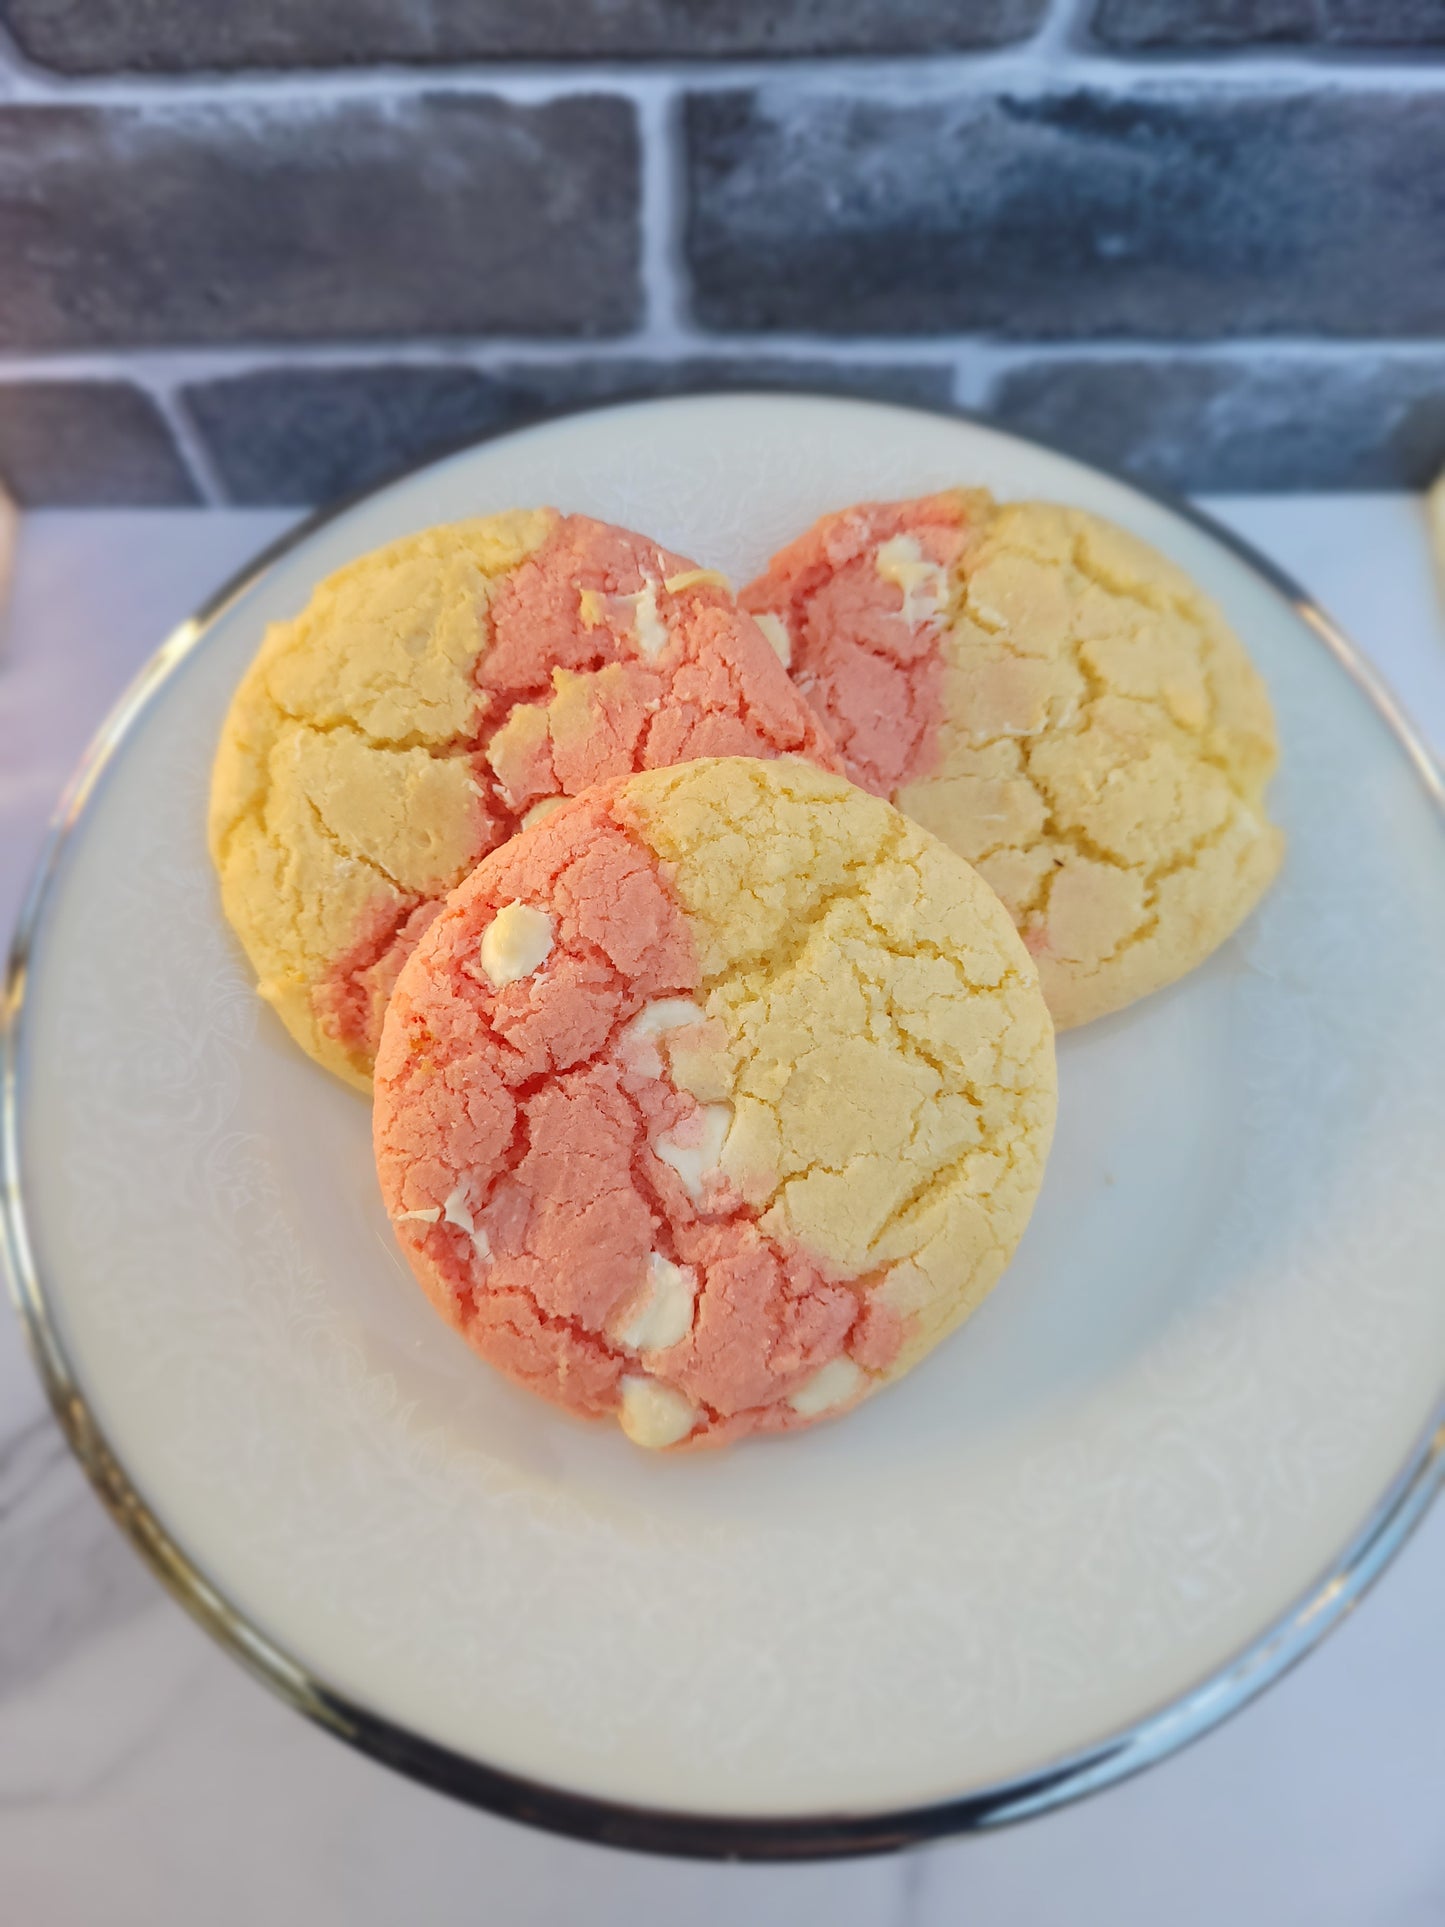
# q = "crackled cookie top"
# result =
<box><xmin>209</xmin><ymin>512</ymin><xmax>840</xmax><ymax>1088</ymax></box>
<box><xmin>373</xmin><ymin>757</ymin><xmax>1056</xmax><ymax>1449</ymax></box>
<box><xmin>742</xmin><ymin>494</ymin><xmax>1284</xmax><ymax>1029</ymax></box>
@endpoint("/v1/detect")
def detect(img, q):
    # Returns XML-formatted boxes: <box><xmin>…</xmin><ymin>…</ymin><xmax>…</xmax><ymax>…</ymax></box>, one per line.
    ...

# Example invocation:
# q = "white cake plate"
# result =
<box><xmin>4</xmin><ymin>395</ymin><xmax>1443</xmax><ymax>1858</ymax></box>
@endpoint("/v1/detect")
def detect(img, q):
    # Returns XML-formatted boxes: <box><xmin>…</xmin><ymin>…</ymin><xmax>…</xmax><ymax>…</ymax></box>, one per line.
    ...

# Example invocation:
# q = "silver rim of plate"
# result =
<box><xmin>3</xmin><ymin>391</ymin><xmax>1443</xmax><ymax>1861</ymax></box>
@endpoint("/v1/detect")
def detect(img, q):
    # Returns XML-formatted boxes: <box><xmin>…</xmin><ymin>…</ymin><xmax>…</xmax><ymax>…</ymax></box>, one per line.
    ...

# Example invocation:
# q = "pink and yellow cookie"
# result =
<box><xmin>373</xmin><ymin>756</ymin><xmax>1056</xmax><ymax>1449</ymax></box>
<box><xmin>209</xmin><ymin>511</ymin><xmax>840</xmax><ymax>1089</ymax></box>
<box><xmin>741</xmin><ymin>494</ymin><xmax>1283</xmax><ymax>1029</ymax></box>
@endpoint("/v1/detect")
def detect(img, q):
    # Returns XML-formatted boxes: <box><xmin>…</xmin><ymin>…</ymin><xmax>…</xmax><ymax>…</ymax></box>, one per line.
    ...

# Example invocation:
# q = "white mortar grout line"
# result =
<box><xmin>952</xmin><ymin>353</ymin><xmax>996</xmax><ymax>410</ymax></box>
<box><xmin>633</xmin><ymin>85</ymin><xmax>689</xmax><ymax>351</ymax></box>
<box><xmin>141</xmin><ymin>381</ymin><xmax>226</xmax><ymax>504</ymax></box>
<box><xmin>0</xmin><ymin>341</ymin><xmax>964</xmax><ymax>382</ymax></box>
<box><xmin>927</xmin><ymin>337</ymin><xmax>1445</xmax><ymax>374</ymax></box>
<box><xmin>0</xmin><ymin>39</ymin><xmax>1442</xmax><ymax>108</ymax></box>
<box><xmin>0</xmin><ymin>338</ymin><xmax>1440</xmax><ymax>387</ymax></box>
<box><xmin>1029</xmin><ymin>0</ymin><xmax>1096</xmax><ymax>70</ymax></box>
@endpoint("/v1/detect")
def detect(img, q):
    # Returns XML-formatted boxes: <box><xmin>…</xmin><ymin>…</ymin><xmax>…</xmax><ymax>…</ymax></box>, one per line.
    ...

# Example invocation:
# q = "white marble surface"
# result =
<box><xmin>0</xmin><ymin>500</ymin><xmax>1442</xmax><ymax>1925</ymax></box>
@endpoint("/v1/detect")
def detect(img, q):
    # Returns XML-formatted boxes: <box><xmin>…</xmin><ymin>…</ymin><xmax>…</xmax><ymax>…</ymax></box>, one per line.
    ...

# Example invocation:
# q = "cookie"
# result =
<box><xmin>209</xmin><ymin>512</ymin><xmax>840</xmax><ymax>1089</ymax></box>
<box><xmin>373</xmin><ymin>757</ymin><xmax>1056</xmax><ymax>1449</ymax></box>
<box><xmin>742</xmin><ymin>493</ymin><xmax>1284</xmax><ymax>1029</ymax></box>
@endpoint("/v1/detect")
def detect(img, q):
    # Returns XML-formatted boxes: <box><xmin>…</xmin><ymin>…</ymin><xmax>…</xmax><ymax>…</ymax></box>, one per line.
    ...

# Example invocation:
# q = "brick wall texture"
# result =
<box><xmin>0</xmin><ymin>0</ymin><xmax>1442</xmax><ymax>504</ymax></box>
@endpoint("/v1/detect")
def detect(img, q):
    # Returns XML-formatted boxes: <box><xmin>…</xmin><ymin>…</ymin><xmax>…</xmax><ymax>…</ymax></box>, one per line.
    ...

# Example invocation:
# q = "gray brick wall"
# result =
<box><xmin>0</xmin><ymin>0</ymin><xmax>1441</xmax><ymax>506</ymax></box>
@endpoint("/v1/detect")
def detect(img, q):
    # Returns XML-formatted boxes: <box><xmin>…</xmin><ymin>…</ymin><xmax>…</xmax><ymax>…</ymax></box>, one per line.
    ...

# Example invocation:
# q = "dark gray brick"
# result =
<box><xmin>185</xmin><ymin>365</ymin><xmax>513</xmax><ymax>507</ymax></box>
<box><xmin>685</xmin><ymin>88</ymin><xmax>1445</xmax><ymax>338</ymax></box>
<box><xmin>0</xmin><ymin>1</ymin><xmax>1046</xmax><ymax>71</ymax></box>
<box><xmin>1092</xmin><ymin>1</ymin><xmax>1445</xmax><ymax>49</ymax></box>
<box><xmin>0</xmin><ymin>381</ymin><xmax>200</xmax><ymax>504</ymax></box>
<box><xmin>987</xmin><ymin>354</ymin><xmax>1445</xmax><ymax>492</ymax></box>
<box><xmin>183</xmin><ymin>358</ymin><xmax>958</xmax><ymax>505</ymax></box>
<box><xmin>0</xmin><ymin>98</ymin><xmax>639</xmax><ymax>350</ymax></box>
<box><xmin>1319</xmin><ymin>0</ymin><xmax>1445</xmax><ymax>40</ymax></box>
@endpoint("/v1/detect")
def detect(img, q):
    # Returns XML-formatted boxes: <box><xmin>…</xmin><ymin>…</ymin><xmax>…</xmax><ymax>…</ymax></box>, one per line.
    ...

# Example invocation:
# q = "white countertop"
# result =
<box><xmin>1</xmin><ymin>500</ymin><xmax>1442</xmax><ymax>1926</ymax></box>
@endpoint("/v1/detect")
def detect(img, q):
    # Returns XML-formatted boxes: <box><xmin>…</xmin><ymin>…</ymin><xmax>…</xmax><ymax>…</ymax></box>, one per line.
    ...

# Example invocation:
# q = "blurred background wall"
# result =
<box><xmin>0</xmin><ymin>0</ymin><xmax>1441</xmax><ymax>509</ymax></box>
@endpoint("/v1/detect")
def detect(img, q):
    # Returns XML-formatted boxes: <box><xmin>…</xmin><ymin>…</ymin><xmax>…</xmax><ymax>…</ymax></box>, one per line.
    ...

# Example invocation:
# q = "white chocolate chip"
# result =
<box><xmin>623</xmin><ymin>579</ymin><xmax>670</xmax><ymax>659</ymax></box>
<box><xmin>614</xmin><ymin>1251</ymin><xmax>698</xmax><ymax>1353</ymax></box>
<box><xmin>479</xmin><ymin>901</ymin><xmax>553</xmax><ymax>988</ymax></box>
<box><xmin>434</xmin><ymin>1183</ymin><xmax>492</xmax><ymax>1260</ymax></box>
<box><xmin>394</xmin><ymin>1206</ymin><xmax>441</xmax><ymax>1224</ymax></box>
<box><xmin>654</xmin><ymin>1102</ymin><xmax>733</xmax><ymax>1200</ymax></box>
<box><xmin>787</xmin><ymin>1356</ymin><xmax>865</xmax><ymax>1418</ymax></box>
<box><xmin>752</xmin><ymin>611</ymin><xmax>792</xmax><ymax>667</ymax></box>
<box><xmin>663</xmin><ymin>567</ymin><xmax>732</xmax><ymax>595</ymax></box>
<box><xmin>617</xmin><ymin>997</ymin><xmax>707</xmax><ymax>1078</ymax></box>
<box><xmin>876</xmin><ymin>534</ymin><xmax>950</xmax><ymax>630</ymax></box>
<box><xmin>618</xmin><ymin>1376</ymin><xmax>698</xmax><ymax>1449</ymax></box>
<box><xmin>442</xmin><ymin>1184</ymin><xmax>474</xmax><ymax>1234</ymax></box>
<box><xmin>520</xmin><ymin>795</ymin><xmax>566</xmax><ymax>829</ymax></box>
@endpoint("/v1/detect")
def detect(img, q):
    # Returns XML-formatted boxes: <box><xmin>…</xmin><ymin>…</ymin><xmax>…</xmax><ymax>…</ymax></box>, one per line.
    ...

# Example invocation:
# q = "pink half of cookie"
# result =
<box><xmin>373</xmin><ymin>788</ymin><xmax>904</xmax><ymax>1450</ymax></box>
<box><xmin>739</xmin><ymin>490</ymin><xmax>981</xmax><ymax>797</ymax></box>
<box><xmin>324</xmin><ymin>515</ymin><xmax>841</xmax><ymax>1067</ymax></box>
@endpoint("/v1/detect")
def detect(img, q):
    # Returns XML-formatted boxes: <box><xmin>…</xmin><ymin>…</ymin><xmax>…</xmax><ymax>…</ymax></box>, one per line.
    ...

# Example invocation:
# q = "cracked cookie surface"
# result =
<box><xmin>210</xmin><ymin>512</ymin><xmax>840</xmax><ymax>1088</ymax></box>
<box><xmin>742</xmin><ymin>494</ymin><xmax>1284</xmax><ymax>1028</ymax></box>
<box><xmin>373</xmin><ymin>757</ymin><xmax>1056</xmax><ymax>1448</ymax></box>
